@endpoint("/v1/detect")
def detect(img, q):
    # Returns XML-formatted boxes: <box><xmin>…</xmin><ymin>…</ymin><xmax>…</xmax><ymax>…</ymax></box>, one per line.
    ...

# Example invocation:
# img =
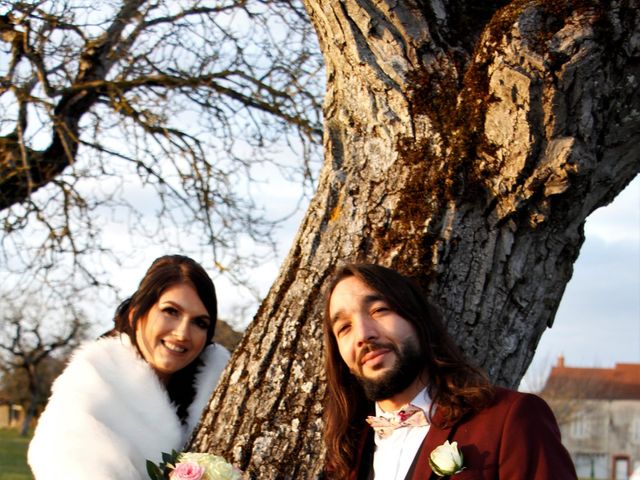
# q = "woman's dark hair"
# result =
<box><xmin>104</xmin><ymin>254</ymin><xmax>218</xmax><ymax>422</ymax></box>
<box><xmin>322</xmin><ymin>263</ymin><xmax>494</xmax><ymax>479</ymax></box>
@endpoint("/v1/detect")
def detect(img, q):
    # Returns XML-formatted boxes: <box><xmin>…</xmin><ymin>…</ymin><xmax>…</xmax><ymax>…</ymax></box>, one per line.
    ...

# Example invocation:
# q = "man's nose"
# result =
<box><xmin>354</xmin><ymin>315</ymin><xmax>378</xmax><ymax>346</ymax></box>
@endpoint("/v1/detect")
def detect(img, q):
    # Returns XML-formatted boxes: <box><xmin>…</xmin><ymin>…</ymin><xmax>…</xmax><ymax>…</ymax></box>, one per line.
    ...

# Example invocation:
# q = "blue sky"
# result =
<box><xmin>524</xmin><ymin>176</ymin><xmax>640</xmax><ymax>382</ymax></box>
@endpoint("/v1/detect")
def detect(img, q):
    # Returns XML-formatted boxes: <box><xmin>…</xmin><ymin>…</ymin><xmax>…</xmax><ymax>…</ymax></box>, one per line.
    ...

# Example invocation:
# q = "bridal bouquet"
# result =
<box><xmin>147</xmin><ymin>450</ymin><xmax>243</xmax><ymax>480</ymax></box>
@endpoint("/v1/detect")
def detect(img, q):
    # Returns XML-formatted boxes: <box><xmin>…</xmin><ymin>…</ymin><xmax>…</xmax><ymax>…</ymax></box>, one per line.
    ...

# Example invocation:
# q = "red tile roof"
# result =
<box><xmin>541</xmin><ymin>357</ymin><xmax>640</xmax><ymax>400</ymax></box>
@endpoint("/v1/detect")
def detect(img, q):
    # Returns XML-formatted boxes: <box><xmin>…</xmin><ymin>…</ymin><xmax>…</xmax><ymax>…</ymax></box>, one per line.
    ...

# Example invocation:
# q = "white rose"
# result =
<box><xmin>429</xmin><ymin>440</ymin><xmax>464</xmax><ymax>477</ymax></box>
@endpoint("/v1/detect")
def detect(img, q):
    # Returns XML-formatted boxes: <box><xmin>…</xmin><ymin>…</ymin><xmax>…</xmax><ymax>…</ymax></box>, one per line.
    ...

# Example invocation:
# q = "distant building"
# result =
<box><xmin>0</xmin><ymin>398</ymin><xmax>24</xmax><ymax>429</ymax></box>
<box><xmin>541</xmin><ymin>356</ymin><xmax>640</xmax><ymax>480</ymax></box>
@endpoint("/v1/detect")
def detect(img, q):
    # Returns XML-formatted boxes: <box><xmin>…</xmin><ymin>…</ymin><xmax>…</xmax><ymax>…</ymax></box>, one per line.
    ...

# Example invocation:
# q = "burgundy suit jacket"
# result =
<box><xmin>347</xmin><ymin>388</ymin><xmax>577</xmax><ymax>480</ymax></box>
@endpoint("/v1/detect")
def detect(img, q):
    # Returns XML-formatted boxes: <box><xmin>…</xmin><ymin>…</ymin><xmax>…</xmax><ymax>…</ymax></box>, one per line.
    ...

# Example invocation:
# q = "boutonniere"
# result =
<box><xmin>429</xmin><ymin>440</ymin><xmax>464</xmax><ymax>477</ymax></box>
<box><xmin>147</xmin><ymin>450</ymin><xmax>244</xmax><ymax>480</ymax></box>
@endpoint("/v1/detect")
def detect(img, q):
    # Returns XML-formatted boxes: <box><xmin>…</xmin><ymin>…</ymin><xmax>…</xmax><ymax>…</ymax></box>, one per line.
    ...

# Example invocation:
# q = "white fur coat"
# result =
<box><xmin>28</xmin><ymin>335</ymin><xmax>229</xmax><ymax>480</ymax></box>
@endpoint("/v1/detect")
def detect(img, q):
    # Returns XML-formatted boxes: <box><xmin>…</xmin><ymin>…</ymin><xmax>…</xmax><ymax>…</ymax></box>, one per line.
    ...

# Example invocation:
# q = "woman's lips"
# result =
<box><xmin>162</xmin><ymin>340</ymin><xmax>187</xmax><ymax>353</ymax></box>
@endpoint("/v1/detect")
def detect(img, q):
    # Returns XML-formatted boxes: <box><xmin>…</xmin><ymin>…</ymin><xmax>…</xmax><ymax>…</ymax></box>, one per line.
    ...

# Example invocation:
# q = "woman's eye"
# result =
<box><xmin>163</xmin><ymin>307</ymin><xmax>179</xmax><ymax>316</ymax></box>
<box><xmin>195</xmin><ymin>318</ymin><xmax>210</xmax><ymax>330</ymax></box>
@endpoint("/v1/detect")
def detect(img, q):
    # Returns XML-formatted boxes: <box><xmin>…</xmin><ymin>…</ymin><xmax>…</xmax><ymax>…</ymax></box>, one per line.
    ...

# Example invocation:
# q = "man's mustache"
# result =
<box><xmin>356</xmin><ymin>341</ymin><xmax>398</xmax><ymax>366</ymax></box>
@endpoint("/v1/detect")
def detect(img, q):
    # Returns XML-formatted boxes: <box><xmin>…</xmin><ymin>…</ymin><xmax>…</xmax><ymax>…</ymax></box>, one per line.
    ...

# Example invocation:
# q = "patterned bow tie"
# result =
<box><xmin>366</xmin><ymin>404</ymin><xmax>429</xmax><ymax>439</ymax></box>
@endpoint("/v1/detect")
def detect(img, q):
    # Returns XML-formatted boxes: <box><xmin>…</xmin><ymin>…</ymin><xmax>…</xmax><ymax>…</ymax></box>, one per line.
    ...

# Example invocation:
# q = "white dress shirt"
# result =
<box><xmin>372</xmin><ymin>388</ymin><xmax>431</xmax><ymax>480</ymax></box>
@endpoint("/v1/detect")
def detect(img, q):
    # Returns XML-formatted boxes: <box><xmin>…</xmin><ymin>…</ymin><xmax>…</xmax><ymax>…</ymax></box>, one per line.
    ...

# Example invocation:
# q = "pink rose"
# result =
<box><xmin>169</xmin><ymin>462</ymin><xmax>205</xmax><ymax>480</ymax></box>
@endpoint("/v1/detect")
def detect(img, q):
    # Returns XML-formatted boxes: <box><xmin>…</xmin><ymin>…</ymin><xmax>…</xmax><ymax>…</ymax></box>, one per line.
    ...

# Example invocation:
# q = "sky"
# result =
<box><xmin>521</xmin><ymin>176</ymin><xmax>640</xmax><ymax>387</ymax></box>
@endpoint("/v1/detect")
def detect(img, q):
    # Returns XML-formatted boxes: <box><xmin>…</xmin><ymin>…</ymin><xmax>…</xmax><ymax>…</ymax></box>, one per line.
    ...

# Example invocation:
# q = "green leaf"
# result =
<box><xmin>162</xmin><ymin>451</ymin><xmax>174</xmax><ymax>463</ymax></box>
<box><xmin>146</xmin><ymin>459</ymin><xmax>162</xmax><ymax>480</ymax></box>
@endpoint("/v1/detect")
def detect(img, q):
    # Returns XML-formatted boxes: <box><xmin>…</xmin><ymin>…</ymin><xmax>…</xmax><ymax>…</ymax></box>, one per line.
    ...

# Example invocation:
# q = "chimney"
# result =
<box><xmin>557</xmin><ymin>355</ymin><xmax>565</xmax><ymax>368</ymax></box>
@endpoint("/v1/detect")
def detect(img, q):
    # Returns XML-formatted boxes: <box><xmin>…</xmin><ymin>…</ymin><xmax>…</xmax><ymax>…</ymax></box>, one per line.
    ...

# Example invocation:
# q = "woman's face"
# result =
<box><xmin>135</xmin><ymin>282</ymin><xmax>211</xmax><ymax>383</ymax></box>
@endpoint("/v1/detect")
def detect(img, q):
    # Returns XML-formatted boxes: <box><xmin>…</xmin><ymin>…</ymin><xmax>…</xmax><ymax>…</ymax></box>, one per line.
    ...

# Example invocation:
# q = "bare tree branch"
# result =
<box><xmin>0</xmin><ymin>292</ymin><xmax>88</xmax><ymax>435</ymax></box>
<box><xmin>0</xmin><ymin>0</ymin><xmax>323</xmax><ymax>301</ymax></box>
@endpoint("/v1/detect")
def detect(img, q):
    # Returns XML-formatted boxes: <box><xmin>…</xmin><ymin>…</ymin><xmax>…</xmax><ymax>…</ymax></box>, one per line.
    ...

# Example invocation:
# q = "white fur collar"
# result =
<box><xmin>115</xmin><ymin>334</ymin><xmax>230</xmax><ymax>438</ymax></box>
<box><xmin>28</xmin><ymin>335</ymin><xmax>229</xmax><ymax>479</ymax></box>
<box><xmin>186</xmin><ymin>339</ymin><xmax>230</xmax><ymax>436</ymax></box>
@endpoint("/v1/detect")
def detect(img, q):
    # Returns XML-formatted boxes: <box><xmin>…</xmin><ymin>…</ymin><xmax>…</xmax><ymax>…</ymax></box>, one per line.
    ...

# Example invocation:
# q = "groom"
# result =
<box><xmin>322</xmin><ymin>263</ymin><xmax>577</xmax><ymax>480</ymax></box>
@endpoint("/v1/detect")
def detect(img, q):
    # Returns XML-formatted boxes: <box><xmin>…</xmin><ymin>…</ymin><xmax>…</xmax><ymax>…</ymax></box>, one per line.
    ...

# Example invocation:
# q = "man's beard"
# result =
<box><xmin>352</xmin><ymin>338</ymin><xmax>423</xmax><ymax>402</ymax></box>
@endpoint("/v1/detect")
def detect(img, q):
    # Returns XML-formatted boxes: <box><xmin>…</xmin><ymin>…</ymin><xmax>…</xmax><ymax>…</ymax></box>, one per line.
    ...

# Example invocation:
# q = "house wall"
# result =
<box><xmin>554</xmin><ymin>399</ymin><xmax>640</xmax><ymax>480</ymax></box>
<box><xmin>0</xmin><ymin>404</ymin><xmax>10</xmax><ymax>428</ymax></box>
<box><xmin>0</xmin><ymin>403</ymin><xmax>24</xmax><ymax>429</ymax></box>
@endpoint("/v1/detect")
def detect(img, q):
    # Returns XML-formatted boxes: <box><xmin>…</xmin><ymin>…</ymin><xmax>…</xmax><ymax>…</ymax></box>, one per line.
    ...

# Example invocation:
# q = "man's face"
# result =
<box><xmin>329</xmin><ymin>276</ymin><xmax>422</xmax><ymax>400</ymax></box>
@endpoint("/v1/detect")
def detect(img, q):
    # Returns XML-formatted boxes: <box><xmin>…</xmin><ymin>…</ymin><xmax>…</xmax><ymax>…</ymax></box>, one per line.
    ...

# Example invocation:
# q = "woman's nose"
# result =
<box><xmin>173</xmin><ymin>317</ymin><xmax>190</xmax><ymax>339</ymax></box>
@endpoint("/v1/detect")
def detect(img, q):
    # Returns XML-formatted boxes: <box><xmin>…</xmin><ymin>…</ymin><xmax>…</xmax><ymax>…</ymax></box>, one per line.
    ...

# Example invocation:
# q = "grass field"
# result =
<box><xmin>0</xmin><ymin>429</ymin><xmax>33</xmax><ymax>480</ymax></box>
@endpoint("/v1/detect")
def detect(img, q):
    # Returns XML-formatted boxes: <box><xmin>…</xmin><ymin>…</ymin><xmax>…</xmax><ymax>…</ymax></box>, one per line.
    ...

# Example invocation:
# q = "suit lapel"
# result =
<box><xmin>407</xmin><ymin>409</ymin><xmax>454</xmax><ymax>480</ymax></box>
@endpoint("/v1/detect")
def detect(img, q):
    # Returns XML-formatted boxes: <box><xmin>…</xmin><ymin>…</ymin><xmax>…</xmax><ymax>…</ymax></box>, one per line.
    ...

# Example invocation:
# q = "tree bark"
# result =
<box><xmin>191</xmin><ymin>0</ymin><xmax>639</xmax><ymax>477</ymax></box>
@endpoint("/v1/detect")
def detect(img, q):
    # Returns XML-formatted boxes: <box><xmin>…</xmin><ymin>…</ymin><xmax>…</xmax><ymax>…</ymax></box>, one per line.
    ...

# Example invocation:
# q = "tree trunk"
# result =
<box><xmin>21</xmin><ymin>364</ymin><xmax>40</xmax><ymax>436</ymax></box>
<box><xmin>20</xmin><ymin>400</ymin><xmax>36</xmax><ymax>437</ymax></box>
<box><xmin>190</xmin><ymin>1</ymin><xmax>639</xmax><ymax>477</ymax></box>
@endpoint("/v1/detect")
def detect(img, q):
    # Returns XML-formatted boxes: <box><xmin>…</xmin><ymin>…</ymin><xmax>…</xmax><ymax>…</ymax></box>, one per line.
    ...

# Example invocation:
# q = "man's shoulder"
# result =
<box><xmin>491</xmin><ymin>385</ymin><xmax>523</xmax><ymax>403</ymax></box>
<box><xmin>492</xmin><ymin>386</ymin><xmax>548</xmax><ymax>404</ymax></box>
<box><xmin>474</xmin><ymin>386</ymin><xmax>551</xmax><ymax>420</ymax></box>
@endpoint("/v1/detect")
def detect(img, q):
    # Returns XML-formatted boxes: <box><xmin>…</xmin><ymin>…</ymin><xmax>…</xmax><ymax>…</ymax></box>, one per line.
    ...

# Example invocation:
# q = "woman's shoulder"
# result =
<box><xmin>62</xmin><ymin>335</ymin><xmax>137</xmax><ymax>373</ymax></box>
<box><xmin>68</xmin><ymin>333</ymin><xmax>130</xmax><ymax>356</ymax></box>
<box><xmin>193</xmin><ymin>343</ymin><xmax>230</xmax><ymax>396</ymax></box>
<box><xmin>50</xmin><ymin>334</ymin><xmax>159</xmax><ymax>402</ymax></box>
<box><xmin>185</xmin><ymin>343</ymin><xmax>231</xmax><ymax>435</ymax></box>
<box><xmin>200</xmin><ymin>342</ymin><xmax>230</xmax><ymax>367</ymax></box>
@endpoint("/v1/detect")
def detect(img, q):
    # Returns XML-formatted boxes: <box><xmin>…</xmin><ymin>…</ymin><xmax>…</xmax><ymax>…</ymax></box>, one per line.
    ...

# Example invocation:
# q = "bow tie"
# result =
<box><xmin>366</xmin><ymin>404</ymin><xmax>429</xmax><ymax>439</ymax></box>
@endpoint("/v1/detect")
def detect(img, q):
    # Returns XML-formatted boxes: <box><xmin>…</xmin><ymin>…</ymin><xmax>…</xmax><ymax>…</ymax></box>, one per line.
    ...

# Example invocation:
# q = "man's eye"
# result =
<box><xmin>336</xmin><ymin>324</ymin><xmax>350</xmax><ymax>335</ymax></box>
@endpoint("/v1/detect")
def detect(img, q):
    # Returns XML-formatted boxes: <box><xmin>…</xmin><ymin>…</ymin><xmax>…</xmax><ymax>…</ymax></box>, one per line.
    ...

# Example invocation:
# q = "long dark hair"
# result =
<box><xmin>104</xmin><ymin>254</ymin><xmax>218</xmax><ymax>422</ymax></box>
<box><xmin>323</xmin><ymin>264</ymin><xmax>494</xmax><ymax>479</ymax></box>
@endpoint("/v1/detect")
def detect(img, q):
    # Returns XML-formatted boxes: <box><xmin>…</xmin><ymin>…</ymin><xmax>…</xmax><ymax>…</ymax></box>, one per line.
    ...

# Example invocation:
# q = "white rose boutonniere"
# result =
<box><xmin>429</xmin><ymin>440</ymin><xmax>464</xmax><ymax>477</ymax></box>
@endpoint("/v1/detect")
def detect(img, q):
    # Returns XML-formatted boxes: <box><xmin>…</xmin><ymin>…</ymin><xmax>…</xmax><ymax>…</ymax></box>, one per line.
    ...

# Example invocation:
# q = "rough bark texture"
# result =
<box><xmin>190</xmin><ymin>1</ymin><xmax>639</xmax><ymax>477</ymax></box>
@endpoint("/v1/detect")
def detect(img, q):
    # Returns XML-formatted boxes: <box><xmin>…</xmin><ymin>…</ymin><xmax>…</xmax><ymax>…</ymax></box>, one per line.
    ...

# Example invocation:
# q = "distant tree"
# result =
<box><xmin>0</xmin><ymin>0</ymin><xmax>323</xmax><ymax>295</ymax></box>
<box><xmin>0</xmin><ymin>354</ymin><xmax>66</xmax><ymax>427</ymax></box>
<box><xmin>0</xmin><ymin>296</ymin><xmax>87</xmax><ymax>435</ymax></box>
